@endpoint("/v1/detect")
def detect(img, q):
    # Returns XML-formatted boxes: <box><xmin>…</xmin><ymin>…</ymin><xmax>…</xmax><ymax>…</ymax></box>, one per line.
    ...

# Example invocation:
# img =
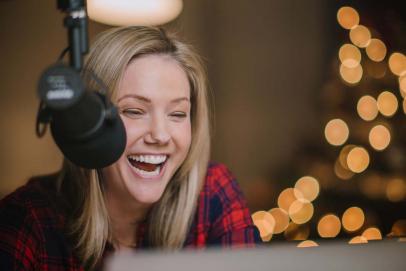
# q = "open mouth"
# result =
<box><xmin>127</xmin><ymin>154</ymin><xmax>168</xmax><ymax>178</ymax></box>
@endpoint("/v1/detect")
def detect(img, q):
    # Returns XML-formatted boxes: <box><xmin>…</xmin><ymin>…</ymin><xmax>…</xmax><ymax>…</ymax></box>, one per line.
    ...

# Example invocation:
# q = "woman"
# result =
<box><xmin>0</xmin><ymin>26</ymin><xmax>261</xmax><ymax>270</ymax></box>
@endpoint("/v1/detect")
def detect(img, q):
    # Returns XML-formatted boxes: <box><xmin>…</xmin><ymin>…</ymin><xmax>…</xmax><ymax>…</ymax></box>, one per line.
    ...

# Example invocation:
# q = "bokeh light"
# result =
<box><xmin>388</xmin><ymin>52</ymin><xmax>406</xmax><ymax>76</ymax></box>
<box><xmin>349</xmin><ymin>25</ymin><xmax>371</xmax><ymax>48</ymax></box>
<box><xmin>288</xmin><ymin>199</ymin><xmax>314</xmax><ymax>224</ymax></box>
<box><xmin>318</xmin><ymin>214</ymin><xmax>341</xmax><ymax>238</ymax></box>
<box><xmin>347</xmin><ymin>147</ymin><xmax>370</xmax><ymax>173</ymax></box>
<box><xmin>403</xmin><ymin>99</ymin><xmax>406</xmax><ymax>114</ymax></box>
<box><xmin>342</xmin><ymin>206</ymin><xmax>365</xmax><ymax>232</ymax></box>
<box><xmin>334</xmin><ymin>159</ymin><xmax>354</xmax><ymax>180</ymax></box>
<box><xmin>377</xmin><ymin>91</ymin><xmax>398</xmax><ymax>117</ymax></box>
<box><xmin>357</xmin><ymin>95</ymin><xmax>378</xmax><ymax>121</ymax></box>
<box><xmin>362</xmin><ymin>227</ymin><xmax>382</xmax><ymax>240</ymax></box>
<box><xmin>366</xmin><ymin>39</ymin><xmax>387</xmax><ymax>62</ymax></box>
<box><xmin>297</xmin><ymin>240</ymin><xmax>319</xmax><ymax>248</ymax></box>
<box><xmin>337</xmin><ymin>6</ymin><xmax>359</xmax><ymax>30</ymax></box>
<box><xmin>252</xmin><ymin>210</ymin><xmax>275</xmax><ymax>241</ymax></box>
<box><xmin>386</xmin><ymin>178</ymin><xmax>406</xmax><ymax>202</ymax></box>
<box><xmin>368</xmin><ymin>124</ymin><xmax>391</xmax><ymax>151</ymax></box>
<box><xmin>324</xmin><ymin>118</ymin><xmax>349</xmax><ymax>146</ymax></box>
<box><xmin>340</xmin><ymin>63</ymin><xmax>363</xmax><ymax>84</ymax></box>
<box><xmin>294</xmin><ymin>176</ymin><xmax>320</xmax><ymax>202</ymax></box>
<box><xmin>349</xmin><ymin>236</ymin><xmax>368</xmax><ymax>244</ymax></box>
<box><xmin>399</xmin><ymin>75</ymin><xmax>406</xmax><ymax>99</ymax></box>
<box><xmin>339</xmin><ymin>44</ymin><xmax>361</xmax><ymax>68</ymax></box>
<box><xmin>269</xmin><ymin>208</ymin><xmax>290</xmax><ymax>234</ymax></box>
<box><xmin>278</xmin><ymin>188</ymin><xmax>304</xmax><ymax>212</ymax></box>
<box><xmin>284</xmin><ymin>222</ymin><xmax>310</xmax><ymax>241</ymax></box>
<box><xmin>390</xmin><ymin>220</ymin><xmax>406</xmax><ymax>237</ymax></box>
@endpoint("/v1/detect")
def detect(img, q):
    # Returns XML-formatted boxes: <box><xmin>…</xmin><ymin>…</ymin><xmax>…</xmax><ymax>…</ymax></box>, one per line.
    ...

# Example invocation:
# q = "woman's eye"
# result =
<box><xmin>121</xmin><ymin>109</ymin><xmax>144</xmax><ymax>118</ymax></box>
<box><xmin>170</xmin><ymin>112</ymin><xmax>188</xmax><ymax>119</ymax></box>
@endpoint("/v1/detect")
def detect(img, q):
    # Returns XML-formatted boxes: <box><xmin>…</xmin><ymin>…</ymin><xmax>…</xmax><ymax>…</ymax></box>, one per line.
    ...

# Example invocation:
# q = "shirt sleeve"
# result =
<box><xmin>205</xmin><ymin>163</ymin><xmax>262</xmax><ymax>247</ymax></box>
<box><xmin>0</xmin><ymin>197</ymin><xmax>41</xmax><ymax>270</ymax></box>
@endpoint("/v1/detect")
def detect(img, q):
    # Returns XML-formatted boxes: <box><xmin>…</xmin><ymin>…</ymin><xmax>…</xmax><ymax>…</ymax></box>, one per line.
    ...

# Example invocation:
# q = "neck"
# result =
<box><xmin>104</xmin><ymin>190</ymin><xmax>151</xmax><ymax>250</ymax></box>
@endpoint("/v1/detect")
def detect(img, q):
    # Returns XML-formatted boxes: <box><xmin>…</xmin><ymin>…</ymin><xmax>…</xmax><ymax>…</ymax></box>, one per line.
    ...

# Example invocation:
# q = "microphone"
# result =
<box><xmin>37</xmin><ymin>63</ymin><xmax>126</xmax><ymax>169</ymax></box>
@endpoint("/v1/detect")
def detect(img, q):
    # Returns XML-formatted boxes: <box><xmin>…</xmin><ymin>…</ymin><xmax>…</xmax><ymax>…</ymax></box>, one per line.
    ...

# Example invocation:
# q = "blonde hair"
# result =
<box><xmin>58</xmin><ymin>26</ymin><xmax>211</xmax><ymax>269</ymax></box>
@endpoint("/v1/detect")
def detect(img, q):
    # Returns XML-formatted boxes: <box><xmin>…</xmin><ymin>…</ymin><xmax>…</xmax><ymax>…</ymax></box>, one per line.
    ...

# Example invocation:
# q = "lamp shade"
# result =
<box><xmin>87</xmin><ymin>0</ymin><xmax>183</xmax><ymax>26</ymax></box>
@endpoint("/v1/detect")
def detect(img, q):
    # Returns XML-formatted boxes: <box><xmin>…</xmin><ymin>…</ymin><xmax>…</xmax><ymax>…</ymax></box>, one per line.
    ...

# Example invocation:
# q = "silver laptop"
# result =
<box><xmin>106</xmin><ymin>240</ymin><xmax>406</xmax><ymax>271</ymax></box>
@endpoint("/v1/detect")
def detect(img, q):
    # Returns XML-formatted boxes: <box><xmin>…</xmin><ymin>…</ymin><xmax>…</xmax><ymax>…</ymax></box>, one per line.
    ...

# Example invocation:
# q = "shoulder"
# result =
<box><xmin>201</xmin><ymin>162</ymin><xmax>249</xmax><ymax>224</ymax></box>
<box><xmin>0</xmin><ymin>176</ymin><xmax>69</xmax><ymax>269</ymax></box>
<box><xmin>196</xmin><ymin>162</ymin><xmax>261</xmax><ymax>246</ymax></box>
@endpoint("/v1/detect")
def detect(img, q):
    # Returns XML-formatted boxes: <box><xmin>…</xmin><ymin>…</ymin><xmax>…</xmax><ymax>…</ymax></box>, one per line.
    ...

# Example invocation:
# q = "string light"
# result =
<box><xmin>368</xmin><ymin>124</ymin><xmax>391</xmax><ymax>151</ymax></box>
<box><xmin>347</xmin><ymin>147</ymin><xmax>370</xmax><ymax>173</ymax></box>
<box><xmin>317</xmin><ymin>214</ymin><xmax>341</xmax><ymax>238</ymax></box>
<box><xmin>388</xmin><ymin>52</ymin><xmax>406</xmax><ymax>76</ymax></box>
<box><xmin>357</xmin><ymin>95</ymin><xmax>378</xmax><ymax>121</ymax></box>
<box><xmin>349</xmin><ymin>236</ymin><xmax>368</xmax><ymax>244</ymax></box>
<box><xmin>377</xmin><ymin>91</ymin><xmax>398</xmax><ymax>117</ymax></box>
<box><xmin>362</xmin><ymin>227</ymin><xmax>382</xmax><ymax>240</ymax></box>
<box><xmin>339</xmin><ymin>44</ymin><xmax>362</xmax><ymax>68</ymax></box>
<box><xmin>269</xmin><ymin>208</ymin><xmax>290</xmax><ymax>234</ymax></box>
<box><xmin>288</xmin><ymin>199</ymin><xmax>314</xmax><ymax>224</ymax></box>
<box><xmin>324</xmin><ymin>118</ymin><xmax>349</xmax><ymax>146</ymax></box>
<box><xmin>297</xmin><ymin>240</ymin><xmax>319</xmax><ymax>248</ymax></box>
<box><xmin>349</xmin><ymin>25</ymin><xmax>371</xmax><ymax>48</ymax></box>
<box><xmin>278</xmin><ymin>188</ymin><xmax>303</xmax><ymax>212</ymax></box>
<box><xmin>337</xmin><ymin>6</ymin><xmax>359</xmax><ymax>30</ymax></box>
<box><xmin>386</xmin><ymin>178</ymin><xmax>406</xmax><ymax>202</ymax></box>
<box><xmin>294</xmin><ymin>176</ymin><xmax>320</xmax><ymax>202</ymax></box>
<box><xmin>340</xmin><ymin>63</ymin><xmax>363</xmax><ymax>84</ymax></box>
<box><xmin>366</xmin><ymin>39</ymin><xmax>387</xmax><ymax>62</ymax></box>
<box><xmin>342</xmin><ymin>206</ymin><xmax>365</xmax><ymax>232</ymax></box>
<box><xmin>252</xmin><ymin>211</ymin><xmax>275</xmax><ymax>241</ymax></box>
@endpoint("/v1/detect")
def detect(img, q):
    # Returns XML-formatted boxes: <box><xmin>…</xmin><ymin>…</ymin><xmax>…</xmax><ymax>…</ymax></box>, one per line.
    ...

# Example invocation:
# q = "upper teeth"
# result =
<box><xmin>128</xmin><ymin>154</ymin><xmax>167</xmax><ymax>164</ymax></box>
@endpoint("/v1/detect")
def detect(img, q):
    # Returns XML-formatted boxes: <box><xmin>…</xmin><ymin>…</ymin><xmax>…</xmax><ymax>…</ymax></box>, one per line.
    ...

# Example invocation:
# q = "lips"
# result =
<box><xmin>127</xmin><ymin>154</ymin><xmax>168</xmax><ymax>178</ymax></box>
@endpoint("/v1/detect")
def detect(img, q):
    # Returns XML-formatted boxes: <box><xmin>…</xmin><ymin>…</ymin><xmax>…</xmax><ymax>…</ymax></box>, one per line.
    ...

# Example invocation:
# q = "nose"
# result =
<box><xmin>144</xmin><ymin>115</ymin><xmax>171</xmax><ymax>145</ymax></box>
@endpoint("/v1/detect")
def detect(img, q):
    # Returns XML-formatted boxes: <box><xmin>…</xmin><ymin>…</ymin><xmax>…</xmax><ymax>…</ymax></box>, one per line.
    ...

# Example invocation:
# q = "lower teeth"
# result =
<box><xmin>134</xmin><ymin>165</ymin><xmax>161</xmax><ymax>177</ymax></box>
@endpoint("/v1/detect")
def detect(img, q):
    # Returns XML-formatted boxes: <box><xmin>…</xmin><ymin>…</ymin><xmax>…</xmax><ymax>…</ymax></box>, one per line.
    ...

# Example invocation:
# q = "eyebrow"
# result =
<box><xmin>117</xmin><ymin>94</ymin><xmax>190</xmax><ymax>104</ymax></box>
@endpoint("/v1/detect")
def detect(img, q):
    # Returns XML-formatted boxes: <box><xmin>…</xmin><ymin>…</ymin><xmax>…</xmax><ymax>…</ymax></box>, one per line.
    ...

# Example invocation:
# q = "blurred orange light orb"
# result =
<box><xmin>377</xmin><ymin>91</ymin><xmax>398</xmax><ymax>117</ymax></box>
<box><xmin>339</xmin><ymin>44</ymin><xmax>362</xmax><ymax>68</ymax></box>
<box><xmin>357</xmin><ymin>95</ymin><xmax>378</xmax><ymax>121</ymax></box>
<box><xmin>324</xmin><ymin>118</ymin><xmax>349</xmax><ymax>146</ymax></box>
<box><xmin>342</xmin><ymin>206</ymin><xmax>365</xmax><ymax>232</ymax></box>
<box><xmin>318</xmin><ymin>214</ymin><xmax>341</xmax><ymax>238</ymax></box>
<box><xmin>366</xmin><ymin>39</ymin><xmax>387</xmax><ymax>62</ymax></box>
<box><xmin>337</xmin><ymin>6</ymin><xmax>359</xmax><ymax>30</ymax></box>
<box><xmin>362</xmin><ymin>227</ymin><xmax>382</xmax><ymax>240</ymax></box>
<box><xmin>340</xmin><ymin>63</ymin><xmax>363</xmax><ymax>84</ymax></box>
<box><xmin>369</xmin><ymin>125</ymin><xmax>391</xmax><ymax>151</ymax></box>
<box><xmin>347</xmin><ymin>147</ymin><xmax>369</xmax><ymax>173</ymax></box>
<box><xmin>350</xmin><ymin>25</ymin><xmax>371</xmax><ymax>48</ymax></box>
<box><xmin>388</xmin><ymin>52</ymin><xmax>406</xmax><ymax>76</ymax></box>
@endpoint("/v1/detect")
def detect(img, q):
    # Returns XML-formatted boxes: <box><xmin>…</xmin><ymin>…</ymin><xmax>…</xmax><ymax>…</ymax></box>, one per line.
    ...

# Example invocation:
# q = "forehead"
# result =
<box><xmin>117</xmin><ymin>54</ymin><xmax>190</xmax><ymax>101</ymax></box>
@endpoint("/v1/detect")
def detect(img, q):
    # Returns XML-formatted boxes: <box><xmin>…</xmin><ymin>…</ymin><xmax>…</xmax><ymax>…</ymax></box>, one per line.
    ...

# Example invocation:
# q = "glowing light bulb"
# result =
<box><xmin>324</xmin><ymin>119</ymin><xmax>349</xmax><ymax>146</ymax></box>
<box><xmin>350</xmin><ymin>25</ymin><xmax>371</xmax><ymax>48</ymax></box>
<box><xmin>369</xmin><ymin>124</ymin><xmax>391</xmax><ymax>151</ymax></box>
<box><xmin>318</xmin><ymin>214</ymin><xmax>341</xmax><ymax>238</ymax></box>
<box><xmin>87</xmin><ymin>0</ymin><xmax>183</xmax><ymax>26</ymax></box>
<box><xmin>337</xmin><ymin>6</ymin><xmax>359</xmax><ymax>30</ymax></box>
<box><xmin>366</xmin><ymin>39</ymin><xmax>387</xmax><ymax>62</ymax></box>
<box><xmin>377</xmin><ymin>91</ymin><xmax>398</xmax><ymax>117</ymax></box>
<box><xmin>347</xmin><ymin>147</ymin><xmax>369</xmax><ymax>173</ymax></box>
<box><xmin>357</xmin><ymin>95</ymin><xmax>378</xmax><ymax>121</ymax></box>
<box><xmin>339</xmin><ymin>44</ymin><xmax>361</xmax><ymax>68</ymax></box>
<box><xmin>340</xmin><ymin>63</ymin><xmax>363</xmax><ymax>84</ymax></box>
<box><xmin>342</xmin><ymin>207</ymin><xmax>365</xmax><ymax>232</ymax></box>
<box><xmin>388</xmin><ymin>52</ymin><xmax>406</xmax><ymax>76</ymax></box>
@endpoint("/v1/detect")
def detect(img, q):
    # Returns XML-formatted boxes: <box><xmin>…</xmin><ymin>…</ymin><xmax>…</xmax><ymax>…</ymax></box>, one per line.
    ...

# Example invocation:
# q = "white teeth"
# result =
<box><xmin>134</xmin><ymin>165</ymin><xmax>161</xmax><ymax>177</ymax></box>
<box><xmin>128</xmin><ymin>154</ymin><xmax>167</xmax><ymax>164</ymax></box>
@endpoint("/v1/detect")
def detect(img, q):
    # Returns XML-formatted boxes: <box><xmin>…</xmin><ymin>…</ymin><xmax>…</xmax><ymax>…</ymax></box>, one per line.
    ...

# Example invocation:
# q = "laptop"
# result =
<box><xmin>106</xmin><ymin>239</ymin><xmax>406</xmax><ymax>271</ymax></box>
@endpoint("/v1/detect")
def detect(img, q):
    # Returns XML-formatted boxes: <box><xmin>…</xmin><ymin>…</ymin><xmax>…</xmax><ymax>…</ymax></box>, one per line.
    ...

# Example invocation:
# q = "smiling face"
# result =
<box><xmin>102</xmin><ymin>54</ymin><xmax>192</xmax><ymax>207</ymax></box>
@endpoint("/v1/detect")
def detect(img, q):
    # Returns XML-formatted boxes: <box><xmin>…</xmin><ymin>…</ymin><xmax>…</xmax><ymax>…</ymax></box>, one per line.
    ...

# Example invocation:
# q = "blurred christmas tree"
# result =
<box><xmin>252</xmin><ymin>4</ymin><xmax>406</xmax><ymax>245</ymax></box>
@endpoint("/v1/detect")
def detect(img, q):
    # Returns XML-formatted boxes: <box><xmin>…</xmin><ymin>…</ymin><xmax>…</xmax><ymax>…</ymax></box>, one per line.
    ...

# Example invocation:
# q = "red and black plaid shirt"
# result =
<box><xmin>0</xmin><ymin>162</ymin><xmax>261</xmax><ymax>270</ymax></box>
